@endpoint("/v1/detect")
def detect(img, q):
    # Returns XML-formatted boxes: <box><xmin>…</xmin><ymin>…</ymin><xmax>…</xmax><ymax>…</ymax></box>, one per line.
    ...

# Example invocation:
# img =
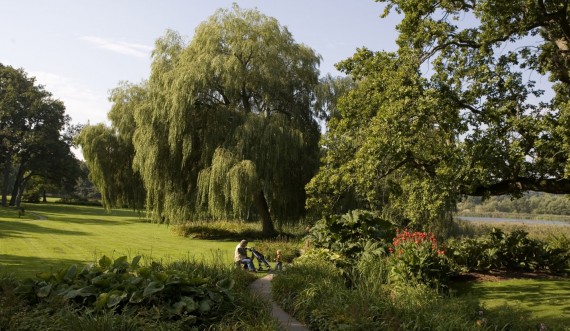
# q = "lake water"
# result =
<box><xmin>456</xmin><ymin>216</ymin><xmax>570</xmax><ymax>227</ymax></box>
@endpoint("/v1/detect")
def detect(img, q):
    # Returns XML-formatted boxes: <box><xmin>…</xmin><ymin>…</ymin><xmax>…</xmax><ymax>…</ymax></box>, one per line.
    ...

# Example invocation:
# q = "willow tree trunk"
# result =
<box><xmin>254</xmin><ymin>190</ymin><xmax>276</xmax><ymax>237</ymax></box>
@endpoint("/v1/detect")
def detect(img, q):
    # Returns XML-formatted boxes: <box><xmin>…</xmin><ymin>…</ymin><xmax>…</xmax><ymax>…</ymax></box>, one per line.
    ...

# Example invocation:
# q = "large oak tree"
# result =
<box><xmin>307</xmin><ymin>0</ymin><xmax>570</xmax><ymax>232</ymax></box>
<box><xmin>0</xmin><ymin>63</ymin><xmax>79</xmax><ymax>207</ymax></box>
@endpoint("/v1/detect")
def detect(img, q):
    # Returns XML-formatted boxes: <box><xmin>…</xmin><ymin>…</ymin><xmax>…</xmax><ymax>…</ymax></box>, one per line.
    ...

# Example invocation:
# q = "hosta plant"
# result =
<box><xmin>13</xmin><ymin>255</ymin><xmax>235</xmax><ymax>326</ymax></box>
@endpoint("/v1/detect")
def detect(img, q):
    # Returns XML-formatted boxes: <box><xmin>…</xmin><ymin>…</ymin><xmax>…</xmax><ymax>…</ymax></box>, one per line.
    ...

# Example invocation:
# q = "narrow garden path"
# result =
<box><xmin>249</xmin><ymin>274</ymin><xmax>309</xmax><ymax>331</ymax></box>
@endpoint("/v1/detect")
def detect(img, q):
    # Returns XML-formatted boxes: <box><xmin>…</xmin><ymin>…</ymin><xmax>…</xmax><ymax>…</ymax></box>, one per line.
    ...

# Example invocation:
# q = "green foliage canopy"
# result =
<box><xmin>307</xmin><ymin>0</ymin><xmax>570</xmax><ymax>231</ymax></box>
<box><xmin>77</xmin><ymin>81</ymin><xmax>147</xmax><ymax>210</ymax></box>
<box><xmin>0</xmin><ymin>63</ymin><xmax>79</xmax><ymax>206</ymax></box>
<box><xmin>77</xmin><ymin>123</ymin><xmax>145</xmax><ymax>210</ymax></box>
<box><xmin>80</xmin><ymin>5</ymin><xmax>322</xmax><ymax>234</ymax></box>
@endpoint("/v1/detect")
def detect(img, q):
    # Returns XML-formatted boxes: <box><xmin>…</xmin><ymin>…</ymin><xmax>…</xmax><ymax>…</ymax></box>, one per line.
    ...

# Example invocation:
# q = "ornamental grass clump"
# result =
<box><xmin>387</xmin><ymin>228</ymin><xmax>454</xmax><ymax>287</ymax></box>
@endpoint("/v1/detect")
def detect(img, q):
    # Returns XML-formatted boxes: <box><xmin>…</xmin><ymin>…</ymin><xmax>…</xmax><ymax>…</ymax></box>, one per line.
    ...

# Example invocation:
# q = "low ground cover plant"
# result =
<box><xmin>0</xmin><ymin>255</ymin><xmax>278</xmax><ymax>330</ymax></box>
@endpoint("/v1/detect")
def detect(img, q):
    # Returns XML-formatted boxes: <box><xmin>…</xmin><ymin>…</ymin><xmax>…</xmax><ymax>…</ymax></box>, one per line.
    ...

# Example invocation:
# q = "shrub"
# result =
<box><xmin>447</xmin><ymin>228</ymin><xmax>570</xmax><ymax>273</ymax></box>
<box><xmin>387</xmin><ymin>228</ymin><xmax>454</xmax><ymax>287</ymax></box>
<box><xmin>306</xmin><ymin>209</ymin><xmax>395</xmax><ymax>261</ymax></box>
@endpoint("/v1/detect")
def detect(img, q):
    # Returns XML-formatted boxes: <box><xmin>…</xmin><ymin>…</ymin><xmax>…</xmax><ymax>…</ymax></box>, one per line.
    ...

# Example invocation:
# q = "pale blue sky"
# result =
<box><xmin>1</xmin><ymin>1</ymin><xmax>400</xmax><ymax>126</ymax></box>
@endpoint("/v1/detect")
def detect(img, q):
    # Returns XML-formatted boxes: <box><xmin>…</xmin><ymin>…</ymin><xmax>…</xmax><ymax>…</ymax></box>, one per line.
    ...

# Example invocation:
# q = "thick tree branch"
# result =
<box><xmin>465</xmin><ymin>177</ymin><xmax>570</xmax><ymax>196</ymax></box>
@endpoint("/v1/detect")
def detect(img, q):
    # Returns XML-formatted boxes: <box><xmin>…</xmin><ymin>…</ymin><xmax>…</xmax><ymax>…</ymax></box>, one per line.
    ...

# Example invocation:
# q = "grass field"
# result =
<box><xmin>0</xmin><ymin>203</ymin><xmax>241</xmax><ymax>278</ymax></box>
<box><xmin>453</xmin><ymin>277</ymin><xmax>570</xmax><ymax>328</ymax></box>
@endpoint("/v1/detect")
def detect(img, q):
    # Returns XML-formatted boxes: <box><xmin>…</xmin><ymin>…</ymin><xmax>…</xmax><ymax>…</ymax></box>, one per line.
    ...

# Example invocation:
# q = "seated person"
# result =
<box><xmin>234</xmin><ymin>239</ymin><xmax>255</xmax><ymax>271</ymax></box>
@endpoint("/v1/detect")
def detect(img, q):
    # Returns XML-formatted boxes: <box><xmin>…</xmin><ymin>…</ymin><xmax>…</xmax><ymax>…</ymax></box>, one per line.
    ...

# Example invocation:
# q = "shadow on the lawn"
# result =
<box><xmin>0</xmin><ymin>220</ymin><xmax>89</xmax><ymax>239</ymax></box>
<box><xmin>0</xmin><ymin>254</ymin><xmax>88</xmax><ymax>278</ymax></box>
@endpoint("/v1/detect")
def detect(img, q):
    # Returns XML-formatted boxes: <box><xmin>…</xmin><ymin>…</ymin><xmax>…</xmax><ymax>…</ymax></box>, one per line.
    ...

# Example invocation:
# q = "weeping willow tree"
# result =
<box><xmin>77</xmin><ymin>124</ymin><xmax>145</xmax><ymax>209</ymax></box>
<box><xmin>131</xmin><ymin>5</ymin><xmax>321</xmax><ymax>235</ymax></box>
<box><xmin>76</xmin><ymin>81</ymin><xmax>147</xmax><ymax>210</ymax></box>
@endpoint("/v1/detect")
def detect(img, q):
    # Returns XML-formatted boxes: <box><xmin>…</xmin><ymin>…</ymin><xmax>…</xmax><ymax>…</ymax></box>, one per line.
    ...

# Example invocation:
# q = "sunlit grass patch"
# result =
<box><xmin>0</xmin><ymin>203</ymin><xmax>238</xmax><ymax>278</ymax></box>
<box><xmin>454</xmin><ymin>277</ymin><xmax>570</xmax><ymax>330</ymax></box>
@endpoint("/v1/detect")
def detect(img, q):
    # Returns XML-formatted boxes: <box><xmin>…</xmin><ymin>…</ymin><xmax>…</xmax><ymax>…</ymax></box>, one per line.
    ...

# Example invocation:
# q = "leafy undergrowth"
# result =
<box><xmin>0</xmin><ymin>255</ymin><xmax>279</xmax><ymax>330</ymax></box>
<box><xmin>273</xmin><ymin>256</ymin><xmax>570</xmax><ymax>331</ymax></box>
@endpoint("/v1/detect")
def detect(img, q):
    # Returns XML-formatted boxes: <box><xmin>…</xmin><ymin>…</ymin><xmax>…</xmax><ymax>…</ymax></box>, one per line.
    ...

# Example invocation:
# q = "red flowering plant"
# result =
<box><xmin>387</xmin><ymin>228</ymin><xmax>454</xmax><ymax>287</ymax></box>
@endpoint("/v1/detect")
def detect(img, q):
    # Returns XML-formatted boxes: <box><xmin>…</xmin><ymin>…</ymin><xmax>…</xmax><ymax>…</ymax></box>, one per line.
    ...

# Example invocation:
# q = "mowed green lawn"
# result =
<box><xmin>0</xmin><ymin>203</ymin><xmax>239</xmax><ymax>278</ymax></box>
<box><xmin>461</xmin><ymin>278</ymin><xmax>570</xmax><ymax>328</ymax></box>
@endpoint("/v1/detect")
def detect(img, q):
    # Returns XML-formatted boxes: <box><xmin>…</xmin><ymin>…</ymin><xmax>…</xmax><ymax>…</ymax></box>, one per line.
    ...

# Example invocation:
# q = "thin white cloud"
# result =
<box><xmin>31</xmin><ymin>71</ymin><xmax>109</xmax><ymax>125</ymax></box>
<box><xmin>80</xmin><ymin>36</ymin><xmax>152</xmax><ymax>58</ymax></box>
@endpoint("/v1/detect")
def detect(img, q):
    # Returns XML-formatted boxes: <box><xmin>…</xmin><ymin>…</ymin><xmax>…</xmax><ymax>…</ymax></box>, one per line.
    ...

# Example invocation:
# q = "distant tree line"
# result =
<box><xmin>457</xmin><ymin>193</ymin><xmax>570</xmax><ymax>216</ymax></box>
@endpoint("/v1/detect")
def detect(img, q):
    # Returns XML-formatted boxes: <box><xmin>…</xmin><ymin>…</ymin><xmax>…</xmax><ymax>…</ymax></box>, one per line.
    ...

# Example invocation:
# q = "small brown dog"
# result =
<box><xmin>17</xmin><ymin>207</ymin><xmax>25</xmax><ymax>218</ymax></box>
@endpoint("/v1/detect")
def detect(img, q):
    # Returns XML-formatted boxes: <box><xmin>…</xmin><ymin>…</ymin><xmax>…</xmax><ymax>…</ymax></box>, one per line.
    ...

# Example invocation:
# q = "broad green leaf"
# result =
<box><xmin>129</xmin><ymin>276</ymin><xmax>144</xmax><ymax>286</ymax></box>
<box><xmin>35</xmin><ymin>272</ymin><xmax>53</xmax><ymax>282</ymax></box>
<box><xmin>99</xmin><ymin>255</ymin><xmax>112</xmax><ymax>269</ymax></box>
<box><xmin>129</xmin><ymin>291</ymin><xmax>144</xmax><ymax>304</ymax></box>
<box><xmin>64</xmin><ymin>265</ymin><xmax>77</xmax><ymax>281</ymax></box>
<box><xmin>165</xmin><ymin>276</ymin><xmax>181</xmax><ymax>285</ymax></box>
<box><xmin>112</xmin><ymin>256</ymin><xmax>129</xmax><ymax>272</ymax></box>
<box><xmin>143</xmin><ymin>281</ymin><xmax>165</xmax><ymax>297</ymax></box>
<box><xmin>95</xmin><ymin>293</ymin><xmax>109</xmax><ymax>310</ymax></box>
<box><xmin>185</xmin><ymin>277</ymin><xmax>208</xmax><ymax>286</ymax></box>
<box><xmin>36</xmin><ymin>284</ymin><xmax>52</xmax><ymax>298</ymax></box>
<box><xmin>55</xmin><ymin>268</ymin><xmax>67</xmax><ymax>282</ymax></box>
<box><xmin>180</xmin><ymin>296</ymin><xmax>197</xmax><ymax>312</ymax></box>
<box><xmin>107</xmin><ymin>291</ymin><xmax>127</xmax><ymax>307</ymax></box>
<box><xmin>216</xmin><ymin>278</ymin><xmax>234</xmax><ymax>290</ymax></box>
<box><xmin>131</xmin><ymin>255</ymin><xmax>142</xmax><ymax>268</ymax></box>
<box><xmin>75</xmin><ymin>285</ymin><xmax>99</xmax><ymax>297</ymax></box>
<box><xmin>91</xmin><ymin>274</ymin><xmax>112</xmax><ymax>287</ymax></box>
